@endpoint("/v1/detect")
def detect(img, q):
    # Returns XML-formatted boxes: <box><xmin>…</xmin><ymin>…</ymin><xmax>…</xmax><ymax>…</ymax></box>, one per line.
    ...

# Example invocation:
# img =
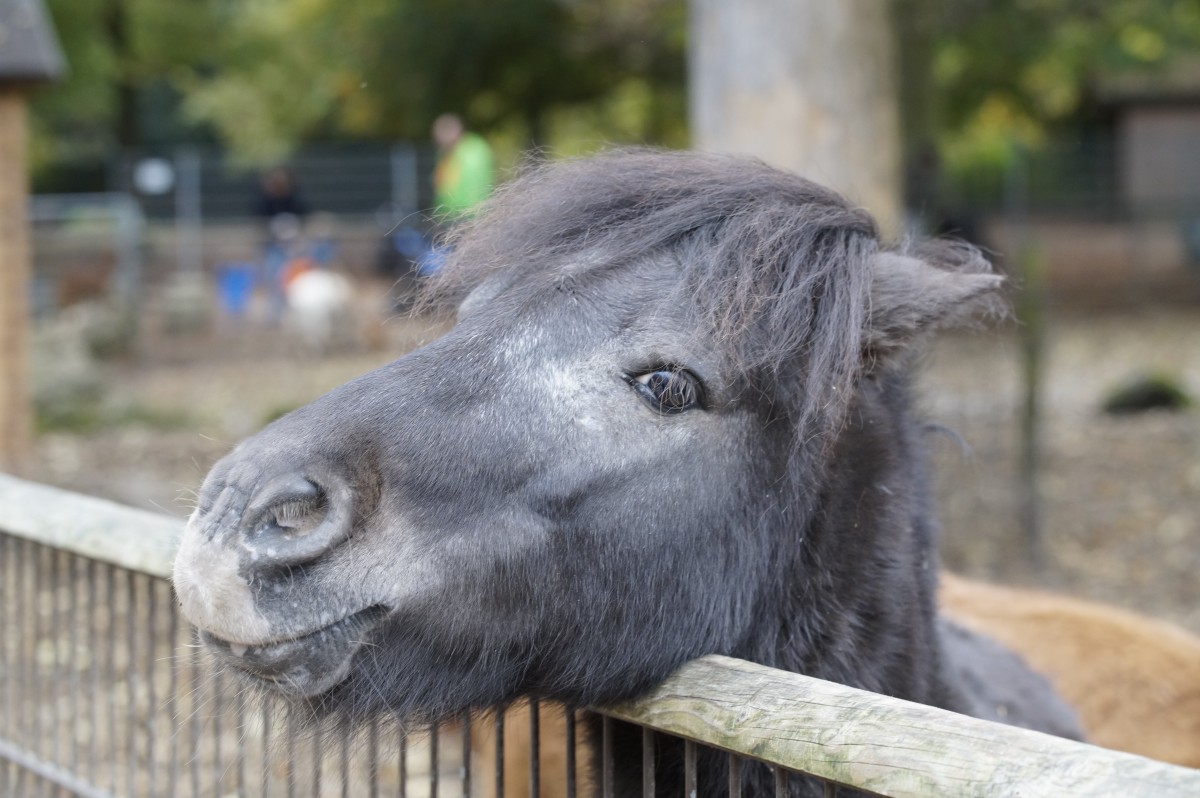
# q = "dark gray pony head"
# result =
<box><xmin>174</xmin><ymin>150</ymin><xmax>1001</xmax><ymax>724</ymax></box>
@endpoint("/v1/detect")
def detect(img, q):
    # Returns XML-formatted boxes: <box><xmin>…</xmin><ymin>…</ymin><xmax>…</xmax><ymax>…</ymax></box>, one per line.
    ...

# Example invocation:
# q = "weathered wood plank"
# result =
<box><xmin>0</xmin><ymin>471</ymin><xmax>180</xmax><ymax>577</ymax></box>
<box><xmin>603</xmin><ymin>655</ymin><xmax>1200</xmax><ymax>797</ymax></box>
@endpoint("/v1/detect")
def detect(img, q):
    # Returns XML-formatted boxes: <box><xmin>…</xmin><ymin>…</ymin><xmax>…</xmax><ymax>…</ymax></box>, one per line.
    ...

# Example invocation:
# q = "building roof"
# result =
<box><xmin>1095</xmin><ymin>56</ymin><xmax>1200</xmax><ymax>107</ymax></box>
<box><xmin>0</xmin><ymin>0</ymin><xmax>65</xmax><ymax>86</ymax></box>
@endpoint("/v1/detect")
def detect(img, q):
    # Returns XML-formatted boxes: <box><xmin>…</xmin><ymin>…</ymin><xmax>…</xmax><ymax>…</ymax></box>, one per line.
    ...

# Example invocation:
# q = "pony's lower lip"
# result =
<box><xmin>201</xmin><ymin>606</ymin><xmax>388</xmax><ymax>696</ymax></box>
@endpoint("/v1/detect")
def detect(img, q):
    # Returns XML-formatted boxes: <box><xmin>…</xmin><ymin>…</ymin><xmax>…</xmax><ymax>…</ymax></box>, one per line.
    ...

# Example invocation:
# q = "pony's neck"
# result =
<box><xmin>742</xmin><ymin>369</ymin><xmax>949</xmax><ymax>707</ymax></box>
<box><xmin>609</xmin><ymin>371</ymin><xmax>955</xmax><ymax>798</ymax></box>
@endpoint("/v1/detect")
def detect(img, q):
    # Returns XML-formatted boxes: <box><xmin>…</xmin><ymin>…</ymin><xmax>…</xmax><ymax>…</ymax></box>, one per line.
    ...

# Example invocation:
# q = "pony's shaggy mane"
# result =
<box><xmin>425</xmin><ymin>148</ymin><xmax>882</xmax><ymax>439</ymax></box>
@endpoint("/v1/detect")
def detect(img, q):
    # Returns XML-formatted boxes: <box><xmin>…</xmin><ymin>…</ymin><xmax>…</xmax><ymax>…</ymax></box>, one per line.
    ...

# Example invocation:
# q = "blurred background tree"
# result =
<box><xmin>28</xmin><ymin>0</ymin><xmax>1200</xmax><ymax>183</ymax></box>
<box><xmin>30</xmin><ymin>0</ymin><xmax>227</xmax><ymax>180</ymax></box>
<box><xmin>32</xmin><ymin>0</ymin><xmax>688</xmax><ymax>173</ymax></box>
<box><xmin>897</xmin><ymin>0</ymin><xmax>1200</xmax><ymax>203</ymax></box>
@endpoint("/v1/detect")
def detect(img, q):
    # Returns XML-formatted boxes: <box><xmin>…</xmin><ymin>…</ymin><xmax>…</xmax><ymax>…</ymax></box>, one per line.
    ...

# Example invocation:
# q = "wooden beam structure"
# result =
<box><xmin>0</xmin><ymin>0</ymin><xmax>65</xmax><ymax>472</ymax></box>
<box><xmin>0</xmin><ymin>93</ymin><xmax>31</xmax><ymax>471</ymax></box>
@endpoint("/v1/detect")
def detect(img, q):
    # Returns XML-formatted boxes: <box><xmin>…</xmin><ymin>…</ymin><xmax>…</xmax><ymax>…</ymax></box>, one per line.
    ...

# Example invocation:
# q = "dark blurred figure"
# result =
<box><xmin>253</xmin><ymin>167</ymin><xmax>311</xmax><ymax>323</ymax></box>
<box><xmin>255</xmin><ymin>166</ymin><xmax>308</xmax><ymax>224</ymax></box>
<box><xmin>906</xmin><ymin>141</ymin><xmax>986</xmax><ymax>250</ymax></box>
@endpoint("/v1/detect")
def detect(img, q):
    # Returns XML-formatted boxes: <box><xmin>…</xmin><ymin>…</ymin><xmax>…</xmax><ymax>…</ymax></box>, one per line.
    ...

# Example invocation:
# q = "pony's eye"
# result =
<box><xmin>630</xmin><ymin>369</ymin><xmax>704</xmax><ymax>414</ymax></box>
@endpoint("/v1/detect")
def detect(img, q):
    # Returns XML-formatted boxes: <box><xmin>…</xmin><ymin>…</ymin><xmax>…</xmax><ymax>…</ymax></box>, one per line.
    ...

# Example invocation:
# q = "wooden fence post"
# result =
<box><xmin>0</xmin><ymin>91</ymin><xmax>32</xmax><ymax>471</ymax></box>
<box><xmin>0</xmin><ymin>0</ymin><xmax>65</xmax><ymax>472</ymax></box>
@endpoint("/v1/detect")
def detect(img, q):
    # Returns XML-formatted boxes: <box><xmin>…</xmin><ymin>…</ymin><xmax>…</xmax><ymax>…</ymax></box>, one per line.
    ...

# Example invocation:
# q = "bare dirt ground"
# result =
<box><xmin>20</xmin><ymin>303</ymin><xmax>1200</xmax><ymax>633</ymax></box>
<box><xmin>923</xmin><ymin>307</ymin><xmax>1200</xmax><ymax>633</ymax></box>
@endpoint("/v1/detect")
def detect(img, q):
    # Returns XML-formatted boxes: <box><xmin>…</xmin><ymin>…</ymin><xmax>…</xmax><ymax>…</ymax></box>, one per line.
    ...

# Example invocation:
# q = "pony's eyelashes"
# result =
<box><xmin>627</xmin><ymin>367</ymin><xmax>706</xmax><ymax>414</ymax></box>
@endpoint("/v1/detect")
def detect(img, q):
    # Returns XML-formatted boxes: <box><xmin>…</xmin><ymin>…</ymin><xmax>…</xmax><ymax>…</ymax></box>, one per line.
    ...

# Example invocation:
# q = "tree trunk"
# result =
<box><xmin>107</xmin><ymin>0</ymin><xmax>139</xmax><ymax>148</ymax></box>
<box><xmin>689</xmin><ymin>0</ymin><xmax>902</xmax><ymax>234</ymax></box>
<box><xmin>0</xmin><ymin>92</ymin><xmax>31</xmax><ymax>471</ymax></box>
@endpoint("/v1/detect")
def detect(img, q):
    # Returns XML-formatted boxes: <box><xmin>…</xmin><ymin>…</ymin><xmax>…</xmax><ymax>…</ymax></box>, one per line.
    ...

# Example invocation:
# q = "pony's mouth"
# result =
<box><xmin>200</xmin><ymin>605</ymin><xmax>389</xmax><ymax>697</ymax></box>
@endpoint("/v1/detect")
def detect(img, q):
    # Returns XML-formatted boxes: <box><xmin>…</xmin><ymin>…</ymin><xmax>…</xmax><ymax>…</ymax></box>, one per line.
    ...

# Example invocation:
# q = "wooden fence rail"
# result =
<box><xmin>608</xmin><ymin>656</ymin><xmax>1200</xmax><ymax>797</ymax></box>
<box><xmin>0</xmin><ymin>472</ymin><xmax>177</xmax><ymax>578</ymax></box>
<box><xmin>1</xmin><ymin>471</ymin><xmax>1199</xmax><ymax>797</ymax></box>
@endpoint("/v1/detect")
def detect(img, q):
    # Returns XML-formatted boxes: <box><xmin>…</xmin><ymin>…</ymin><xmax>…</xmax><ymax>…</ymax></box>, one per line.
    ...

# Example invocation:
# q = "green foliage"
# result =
<box><xmin>260</xmin><ymin>402</ymin><xmax>300</xmax><ymax>428</ymax></box>
<box><xmin>36</xmin><ymin>397</ymin><xmax>195</xmax><ymax>434</ymax></box>
<box><xmin>898</xmin><ymin>0</ymin><xmax>1200</xmax><ymax>186</ymax></box>
<box><xmin>29</xmin><ymin>0</ymin><xmax>687</xmax><ymax>166</ymax></box>
<box><xmin>27</xmin><ymin>0</ymin><xmax>1200</xmax><ymax>180</ymax></box>
<box><xmin>179</xmin><ymin>0</ymin><xmax>688</xmax><ymax>164</ymax></box>
<box><xmin>31</xmin><ymin>0</ymin><xmax>227</xmax><ymax>165</ymax></box>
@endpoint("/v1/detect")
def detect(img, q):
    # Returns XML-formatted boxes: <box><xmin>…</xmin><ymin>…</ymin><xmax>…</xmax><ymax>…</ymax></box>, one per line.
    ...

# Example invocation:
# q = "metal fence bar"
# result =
<box><xmin>260</xmin><ymin>696</ymin><xmax>272</xmax><ymax>798</ymax></box>
<box><xmin>459</xmin><ymin>713</ymin><xmax>471</xmax><ymax>798</ymax></box>
<box><xmin>233</xmin><ymin>676</ymin><xmax>246</xmax><ymax>798</ymax></box>
<box><xmin>105</xmin><ymin>564</ymin><xmax>118</xmax><ymax>795</ymax></box>
<box><xmin>189</xmin><ymin>630</ymin><xmax>202</xmax><ymax>798</ymax></box>
<box><xmin>728</xmin><ymin>754</ymin><xmax>742</xmax><ymax>798</ymax></box>
<box><xmin>125</xmin><ymin>570</ymin><xmax>138</xmax><ymax>797</ymax></box>
<box><xmin>286</xmin><ymin>704</ymin><xmax>298</xmax><ymax>798</ymax></box>
<box><xmin>26</xmin><ymin>549</ymin><xmax>37</xmax><ymax>798</ymax></box>
<box><xmin>641</xmin><ymin>727</ymin><xmax>655</xmax><ymax>798</ymax></box>
<box><xmin>684</xmin><ymin>740</ymin><xmax>697</xmax><ymax>798</ymax></box>
<box><xmin>86</xmin><ymin>558</ymin><xmax>99</xmax><ymax>785</ymax></box>
<box><xmin>528</xmin><ymin>699</ymin><xmax>540</xmax><ymax>798</ymax></box>
<box><xmin>54</xmin><ymin>548</ymin><xmax>67</xmax><ymax>771</ymax></box>
<box><xmin>370</xmin><ymin>716</ymin><xmax>383</xmax><ymax>798</ymax></box>
<box><xmin>773</xmin><ymin>766</ymin><xmax>789</xmax><ymax>798</ymax></box>
<box><xmin>563</xmin><ymin>706</ymin><xmax>576</xmax><ymax>798</ymax></box>
<box><xmin>601</xmin><ymin>714</ymin><xmax>613</xmax><ymax>798</ymax></box>
<box><xmin>166</xmin><ymin>598</ymin><xmax>179</xmax><ymax>798</ymax></box>
<box><xmin>429</xmin><ymin>721</ymin><xmax>440</xmax><ymax>798</ymax></box>
<box><xmin>398</xmin><ymin>721</ymin><xmax>408</xmax><ymax>798</ymax></box>
<box><xmin>311</xmin><ymin>720</ymin><xmax>322</xmax><ymax>797</ymax></box>
<box><xmin>341</xmin><ymin>715</ymin><xmax>353</xmax><ymax>798</ymax></box>
<box><xmin>492</xmin><ymin>712</ymin><xmax>503</xmax><ymax>798</ymax></box>
<box><xmin>31</xmin><ymin>542</ymin><xmax>45</xmax><ymax>776</ymax></box>
<box><xmin>67</xmin><ymin>553</ymin><xmax>81</xmax><ymax>781</ymax></box>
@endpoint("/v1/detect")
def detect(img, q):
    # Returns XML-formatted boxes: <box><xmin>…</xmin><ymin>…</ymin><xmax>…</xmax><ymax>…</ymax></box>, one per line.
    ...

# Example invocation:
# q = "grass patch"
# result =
<box><xmin>37</xmin><ymin>401</ymin><xmax>196</xmax><ymax>434</ymax></box>
<box><xmin>260</xmin><ymin>403</ymin><xmax>301</xmax><ymax>427</ymax></box>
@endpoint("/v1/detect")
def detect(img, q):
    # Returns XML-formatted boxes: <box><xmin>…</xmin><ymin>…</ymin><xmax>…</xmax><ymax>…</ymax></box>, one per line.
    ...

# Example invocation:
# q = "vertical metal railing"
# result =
<box><xmin>0</xmin><ymin>524</ymin><xmax>484</xmax><ymax>798</ymax></box>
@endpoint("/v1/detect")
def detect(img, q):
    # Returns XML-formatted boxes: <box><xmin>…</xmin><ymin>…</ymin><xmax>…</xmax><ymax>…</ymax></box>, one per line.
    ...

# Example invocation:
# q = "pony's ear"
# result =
<box><xmin>864</xmin><ymin>248</ymin><xmax>1004</xmax><ymax>359</ymax></box>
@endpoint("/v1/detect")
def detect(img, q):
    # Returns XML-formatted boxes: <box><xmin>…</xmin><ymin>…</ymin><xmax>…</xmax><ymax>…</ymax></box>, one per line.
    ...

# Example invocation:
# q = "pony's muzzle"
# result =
<box><xmin>241</xmin><ymin>472</ymin><xmax>356</xmax><ymax>569</ymax></box>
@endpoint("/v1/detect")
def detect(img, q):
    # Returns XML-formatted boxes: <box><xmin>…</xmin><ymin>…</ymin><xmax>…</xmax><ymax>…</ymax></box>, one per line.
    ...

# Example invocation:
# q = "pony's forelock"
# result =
<box><xmin>422</xmin><ymin>148</ymin><xmax>881</xmax><ymax>439</ymax></box>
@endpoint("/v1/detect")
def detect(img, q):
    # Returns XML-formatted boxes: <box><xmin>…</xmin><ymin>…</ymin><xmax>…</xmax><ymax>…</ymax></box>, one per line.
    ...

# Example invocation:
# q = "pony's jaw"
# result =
<box><xmin>199</xmin><ymin>606</ymin><xmax>389</xmax><ymax>697</ymax></box>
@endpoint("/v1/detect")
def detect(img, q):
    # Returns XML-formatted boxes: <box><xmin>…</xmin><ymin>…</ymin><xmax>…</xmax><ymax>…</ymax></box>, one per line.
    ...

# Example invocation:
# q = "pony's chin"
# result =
<box><xmin>200</xmin><ymin>605</ymin><xmax>389</xmax><ymax>698</ymax></box>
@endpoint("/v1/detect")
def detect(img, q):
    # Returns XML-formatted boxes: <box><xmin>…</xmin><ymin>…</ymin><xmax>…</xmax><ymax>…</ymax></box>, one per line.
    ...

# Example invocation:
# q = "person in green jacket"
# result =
<box><xmin>432</xmin><ymin>113</ymin><xmax>494</xmax><ymax>221</ymax></box>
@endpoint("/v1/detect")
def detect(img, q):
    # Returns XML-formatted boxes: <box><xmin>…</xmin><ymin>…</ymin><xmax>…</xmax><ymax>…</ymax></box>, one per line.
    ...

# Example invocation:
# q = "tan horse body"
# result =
<box><xmin>473</xmin><ymin>575</ymin><xmax>1200</xmax><ymax>796</ymax></box>
<box><xmin>939</xmin><ymin>573</ymin><xmax>1200</xmax><ymax>767</ymax></box>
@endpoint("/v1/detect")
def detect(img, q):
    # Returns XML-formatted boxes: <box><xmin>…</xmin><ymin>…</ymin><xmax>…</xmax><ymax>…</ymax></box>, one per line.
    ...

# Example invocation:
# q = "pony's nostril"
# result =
<box><xmin>258</xmin><ymin>480</ymin><xmax>327</xmax><ymax>538</ymax></box>
<box><xmin>243</xmin><ymin>474</ymin><xmax>353</xmax><ymax>567</ymax></box>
